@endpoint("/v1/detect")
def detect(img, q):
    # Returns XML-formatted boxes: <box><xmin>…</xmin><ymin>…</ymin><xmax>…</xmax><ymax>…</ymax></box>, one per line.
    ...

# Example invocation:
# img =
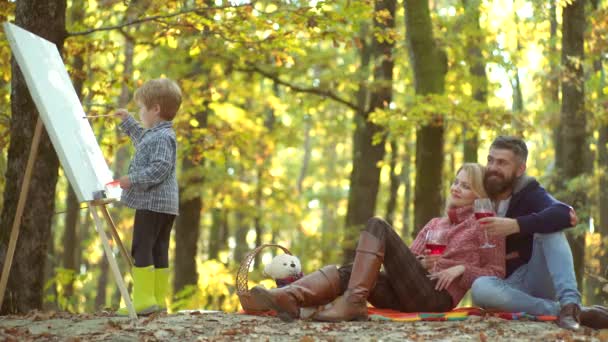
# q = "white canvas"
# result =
<box><xmin>4</xmin><ymin>22</ymin><xmax>119</xmax><ymax>202</ymax></box>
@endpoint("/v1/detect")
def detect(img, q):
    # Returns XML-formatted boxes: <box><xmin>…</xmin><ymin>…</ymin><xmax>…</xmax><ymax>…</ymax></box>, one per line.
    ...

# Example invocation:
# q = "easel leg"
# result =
<box><xmin>90</xmin><ymin>206</ymin><xmax>137</xmax><ymax>319</ymax></box>
<box><xmin>101</xmin><ymin>205</ymin><xmax>134</xmax><ymax>270</ymax></box>
<box><xmin>0</xmin><ymin>119</ymin><xmax>43</xmax><ymax>308</ymax></box>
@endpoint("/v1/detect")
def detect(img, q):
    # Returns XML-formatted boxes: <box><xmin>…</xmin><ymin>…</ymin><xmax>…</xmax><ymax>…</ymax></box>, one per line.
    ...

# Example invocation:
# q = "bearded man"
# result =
<box><xmin>470</xmin><ymin>136</ymin><xmax>608</xmax><ymax>330</ymax></box>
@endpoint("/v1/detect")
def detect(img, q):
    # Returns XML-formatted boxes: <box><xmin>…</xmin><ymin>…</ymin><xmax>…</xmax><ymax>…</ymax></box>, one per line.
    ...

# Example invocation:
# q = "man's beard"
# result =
<box><xmin>484</xmin><ymin>170</ymin><xmax>518</xmax><ymax>198</ymax></box>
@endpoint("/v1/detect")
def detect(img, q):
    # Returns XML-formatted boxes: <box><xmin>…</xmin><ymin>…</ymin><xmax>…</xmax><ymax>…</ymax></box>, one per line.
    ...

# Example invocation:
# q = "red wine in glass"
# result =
<box><xmin>425</xmin><ymin>243</ymin><xmax>447</xmax><ymax>255</ymax></box>
<box><xmin>474</xmin><ymin>198</ymin><xmax>496</xmax><ymax>248</ymax></box>
<box><xmin>474</xmin><ymin>211</ymin><xmax>495</xmax><ymax>220</ymax></box>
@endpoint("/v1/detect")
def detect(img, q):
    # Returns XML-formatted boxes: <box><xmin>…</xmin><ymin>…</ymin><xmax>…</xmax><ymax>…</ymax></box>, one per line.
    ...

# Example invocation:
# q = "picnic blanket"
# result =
<box><xmin>368</xmin><ymin>307</ymin><xmax>557</xmax><ymax>322</ymax></box>
<box><xmin>242</xmin><ymin>307</ymin><xmax>557</xmax><ymax>322</ymax></box>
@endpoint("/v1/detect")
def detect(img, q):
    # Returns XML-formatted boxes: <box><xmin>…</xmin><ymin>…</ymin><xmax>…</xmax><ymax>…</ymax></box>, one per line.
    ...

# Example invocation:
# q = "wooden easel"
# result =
<box><xmin>0</xmin><ymin>119</ymin><xmax>137</xmax><ymax>319</ymax></box>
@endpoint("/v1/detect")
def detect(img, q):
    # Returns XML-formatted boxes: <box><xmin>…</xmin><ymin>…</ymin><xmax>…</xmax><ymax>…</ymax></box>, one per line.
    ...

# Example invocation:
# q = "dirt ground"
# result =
<box><xmin>0</xmin><ymin>310</ymin><xmax>607</xmax><ymax>341</ymax></box>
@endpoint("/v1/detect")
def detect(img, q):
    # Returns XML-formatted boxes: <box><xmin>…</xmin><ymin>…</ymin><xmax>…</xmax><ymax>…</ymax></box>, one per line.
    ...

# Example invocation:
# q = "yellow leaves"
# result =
<box><xmin>166</xmin><ymin>35</ymin><xmax>178</xmax><ymax>49</ymax></box>
<box><xmin>374</xmin><ymin>9</ymin><xmax>393</xmax><ymax>25</ymax></box>
<box><xmin>189</xmin><ymin>45</ymin><xmax>201</xmax><ymax>57</ymax></box>
<box><xmin>210</xmin><ymin>101</ymin><xmax>244</xmax><ymax>121</ymax></box>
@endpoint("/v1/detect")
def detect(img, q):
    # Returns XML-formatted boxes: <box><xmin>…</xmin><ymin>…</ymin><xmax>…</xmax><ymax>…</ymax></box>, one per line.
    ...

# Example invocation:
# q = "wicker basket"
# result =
<box><xmin>236</xmin><ymin>244</ymin><xmax>292</xmax><ymax>313</ymax></box>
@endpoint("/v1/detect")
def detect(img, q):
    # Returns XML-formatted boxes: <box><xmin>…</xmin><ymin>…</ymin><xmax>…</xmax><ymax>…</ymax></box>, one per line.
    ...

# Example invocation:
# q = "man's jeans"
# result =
<box><xmin>471</xmin><ymin>231</ymin><xmax>581</xmax><ymax>315</ymax></box>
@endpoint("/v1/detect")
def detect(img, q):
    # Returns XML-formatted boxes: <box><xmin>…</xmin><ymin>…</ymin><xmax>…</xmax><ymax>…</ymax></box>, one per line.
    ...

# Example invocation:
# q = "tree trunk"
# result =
<box><xmin>401</xmin><ymin>141</ymin><xmax>412</xmax><ymax>238</ymax></box>
<box><xmin>404</xmin><ymin>0</ymin><xmax>447</xmax><ymax>237</ymax></box>
<box><xmin>461</xmin><ymin>0</ymin><xmax>487</xmax><ymax>163</ymax></box>
<box><xmin>343</xmin><ymin>0</ymin><xmax>395</xmax><ymax>263</ymax></box>
<box><xmin>599</xmin><ymin>124</ymin><xmax>608</xmax><ymax>277</ymax></box>
<box><xmin>62</xmin><ymin>0</ymin><xmax>86</xmax><ymax>302</ymax></box>
<box><xmin>558</xmin><ymin>0</ymin><xmax>587</xmax><ymax>287</ymax></box>
<box><xmin>173</xmin><ymin>0</ymin><xmax>215</xmax><ymax>296</ymax></box>
<box><xmin>173</xmin><ymin>103</ymin><xmax>209</xmax><ymax>294</ymax></box>
<box><xmin>95</xmin><ymin>257</ymin><xmax>108</xmax><ymax>310</ymax></box>
<box><xmin>233</xmin><ymin>212</ymin><xmax>249</xmax><ymax>265</ymax></box>
<box><xmin>208</xmin><ymin>208</ymin><xmax>228</xmax><ymax>259</ymax></box>
<box><xmin>62</xmin><ymin>186</ymin><xmax>79</xmax><ymax>303</ymax></box>
<box><xmin>297</xmin><ymin>115</ymin><xmax>312</xmax><ymax>194</ymax></box>
<box><xmin>173</xmin><ymin>196</ymin><xmax>202</xmax><ymax>293</ymax></box>
<box><xmin>385</xmin><ymin>140</ymin><xmax>400</xmax><ymax>226</ymax></box>
<box><xmin>0</xmin><ymin>0</ymin><xmax>66</xmax><ymax>314</ymax></box>
<box><xmin>548</xmin><ymin>0</ymin><xmax>563</xmax><ymax>172</ymax></box>
<box><xmin>321</xmin><ymin>141</ymin><xmax>339</xmax><ymax>263</ymax></box>
<box><xmin>592</xmin><ymin>0</ymin><xmax>608</xmax><ymax>282</ymax></box>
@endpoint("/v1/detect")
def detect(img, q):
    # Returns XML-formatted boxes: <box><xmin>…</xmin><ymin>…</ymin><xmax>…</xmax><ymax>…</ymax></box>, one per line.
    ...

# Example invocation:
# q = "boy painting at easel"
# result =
<box><xmin>114</xmin><ymin>78</ymin><xmax>181</xmax><ymax>315</ymax></box>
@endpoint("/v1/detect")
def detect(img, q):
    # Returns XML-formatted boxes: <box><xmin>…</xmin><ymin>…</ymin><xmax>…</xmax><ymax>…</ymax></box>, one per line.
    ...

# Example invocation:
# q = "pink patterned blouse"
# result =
<box><xmin>410</xmin><ymin>206</ymin><xmax>506</xmax><ymax>306</ymax></box>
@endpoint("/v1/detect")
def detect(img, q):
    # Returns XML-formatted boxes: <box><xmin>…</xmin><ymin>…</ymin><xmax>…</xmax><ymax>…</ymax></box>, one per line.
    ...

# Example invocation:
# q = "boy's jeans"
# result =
<box><xmin>471</xmin><ymin>231</ymin><xmax>581</xmax><ymax>315</ymax></box>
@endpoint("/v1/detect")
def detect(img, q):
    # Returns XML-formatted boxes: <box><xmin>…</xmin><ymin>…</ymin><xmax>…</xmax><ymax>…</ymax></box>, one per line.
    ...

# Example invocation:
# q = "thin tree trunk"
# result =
<box><xmin>321</xmin><ymin>141</ymin><xmax>339</xmax><ymax>263</ymax></box>
<box><xmin>208</xmin><ymin>208</ymin><xmax>223</xmax><ymax>260</ymax></box>
<box><xmin>385</xmin><ymin>140</ymin><xmax>400</xmax><ymax>226</ymax></box>
<box><xmin>173</xmin><ymin>0</ymin><xmax>215</xmax><ymax>297</ymax></box>
<box><xmin>461</xmin><ymin>0</ymin><xmax>487</xmax><ymax>163</ymax></box>
<box><xmin>343</xmin><ymin>0</ymin><xmax>395</xmax><ymax>263</ymax></box>
<box><xmin>401</xmin><ymin>141</ymin><xmax>412</xmax><ymax>238</ymax></box>
<box><xmin>95</xmin><ymin>257</ymin><xmax>108</xmax><ymax>310</ymax></box>
<box><xmin>297</xmin><ymin>115</ymin><xmax>312</xmax><ymax>194</ymax></box>
<box><xmin>174</xmin><ymin>196</ymin><xmax>202</xmax><ymax>293</ymax></box>
<box><xmin>173</xmin><ymin>103</ymin><xmax>208</xmax><ymax>294</ymax></box>
<box><xmin>62</xmin><ymin>186</ymin><xmax>79</xmax><ymax>303</ymax></box>
<box><xmin>549</xmin><ymin>0</ymin><xmax>563</xmax><ymax>172</ymax></box>
<box><xmin>558</xmin><ymin>0</ymin><xmax>587</xmax><ymax>286</ymax></box>
<box><xmin>591</xmin><ymin>0</ymin><xmax>608</xmax><ymax>281</ymax></box>
<box><xmin>599</xmin><ymin>123</ymin><xmax>608</xmax><ymax>277</ymax></box>
<box><xmin>233</xmin><ymin>212</ymin><xmax>249</xmax><ymax>265</ymax></box>
<box><xmin>62</xmin><ymin>0</ymin><xmax>86</xmax><ymax>303</ymax></box>
<box><xmin>0</xmin><ymin>0</ymin><xmax>66</xmax><ymax>314</ymax></box>
<box><xmin>404</xmin><ymin>0</ymin><xmax>447</xmax><ymax>237</ymax></box>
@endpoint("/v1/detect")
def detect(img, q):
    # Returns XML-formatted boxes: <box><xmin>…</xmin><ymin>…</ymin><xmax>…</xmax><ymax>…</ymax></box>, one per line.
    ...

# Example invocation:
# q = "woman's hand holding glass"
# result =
<box><xmin>423</xmin><ymin>229</ymin><xmax>447</xmax><ymax>272</ymax></box>
<box><xmin>419</xmin><ymin>254</ymin><xmax>441</xmax><ymax>271</ymax></box>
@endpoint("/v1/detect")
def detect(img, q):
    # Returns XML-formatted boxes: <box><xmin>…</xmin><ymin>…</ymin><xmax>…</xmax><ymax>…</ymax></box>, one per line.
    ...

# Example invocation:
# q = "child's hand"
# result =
<box><xmin>115</xmin><ymin>108</ymin><xmax>129</xmax><ymax>120</ymax></box>
<box><xmin>119</xmin><ymin>175</ymin><xmax>131</xmax><ymax>189</ymax></box>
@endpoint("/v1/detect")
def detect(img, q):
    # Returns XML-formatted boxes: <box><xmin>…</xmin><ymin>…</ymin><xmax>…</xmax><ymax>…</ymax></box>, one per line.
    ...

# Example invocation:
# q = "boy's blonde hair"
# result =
<box><xmin>134</xmin><ymin>78</ymin><xmax>182</xmax><ymax>120</ymax></box>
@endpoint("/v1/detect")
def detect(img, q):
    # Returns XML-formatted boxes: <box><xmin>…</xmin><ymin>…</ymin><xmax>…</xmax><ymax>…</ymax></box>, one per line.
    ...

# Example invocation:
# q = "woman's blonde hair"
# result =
<box><xmin>446</xmin><ymin>163</ymin><xmax>488</xmax><ymax>210</ymax></box>
<box><xmin>134</xmin><ymin>78</ymin><xmax>182</xmax><ymax>120</ymax></box>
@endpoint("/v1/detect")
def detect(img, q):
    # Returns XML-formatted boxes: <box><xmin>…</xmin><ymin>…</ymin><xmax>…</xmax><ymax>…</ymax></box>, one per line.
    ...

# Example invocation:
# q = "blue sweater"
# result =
<box><xmin>505</xmin><ymin>176</ymin><xmax>573</xmax><ymax>276</ymax></box>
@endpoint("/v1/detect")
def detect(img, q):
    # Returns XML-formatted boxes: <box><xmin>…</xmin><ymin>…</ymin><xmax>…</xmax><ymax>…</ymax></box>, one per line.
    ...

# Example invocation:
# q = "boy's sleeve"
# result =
<box><xmin>128</xmin><ymin>135</ymin><xmax>175</xmax><ymax>190</ymax></box>
<box><xmin>119</xmin><ymin>116</ymin><xmax>145</xmax><ymax>144</ymax></box>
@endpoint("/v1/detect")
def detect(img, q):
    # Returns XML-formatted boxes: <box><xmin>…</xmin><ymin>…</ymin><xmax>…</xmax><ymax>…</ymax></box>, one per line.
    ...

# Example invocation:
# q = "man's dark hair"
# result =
<box><xmin>490</xmin><ymin>136</ymin><xmax>528</xmax><ymax>163</ymax></box>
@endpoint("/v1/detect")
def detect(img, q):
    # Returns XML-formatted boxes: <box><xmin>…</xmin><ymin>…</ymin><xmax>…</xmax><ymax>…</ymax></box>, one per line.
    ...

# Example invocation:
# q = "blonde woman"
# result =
<box><xmin>251</xmin><ymin>163</ymin><xmax>505</xmax><ymax>322</ymax></box>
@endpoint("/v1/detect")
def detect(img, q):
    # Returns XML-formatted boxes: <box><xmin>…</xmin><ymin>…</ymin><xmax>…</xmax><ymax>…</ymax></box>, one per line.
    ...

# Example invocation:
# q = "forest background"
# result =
<box><xmin>0</xmin><ymin>0</ymin><xmax>607</xmax><ymax>315</ymax></box>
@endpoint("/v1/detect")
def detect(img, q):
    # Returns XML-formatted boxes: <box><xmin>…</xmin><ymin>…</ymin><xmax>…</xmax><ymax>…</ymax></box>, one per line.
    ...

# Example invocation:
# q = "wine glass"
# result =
<box><xmin>425</xmin><ymin>229</ymin><xmax>446</xmax><ymax>272</ymax></box>
<box><xmin>474</xmin><ymin>198</ymin><xmax>496</xmax><ymax>249</ymax></box>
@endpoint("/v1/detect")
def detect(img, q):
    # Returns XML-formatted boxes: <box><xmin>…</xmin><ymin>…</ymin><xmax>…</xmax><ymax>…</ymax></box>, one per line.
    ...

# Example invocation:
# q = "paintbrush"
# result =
<box><xmin>82</xmin><ymin>113</ymin><xmax>122</xmax><ymax>119</ymax></box>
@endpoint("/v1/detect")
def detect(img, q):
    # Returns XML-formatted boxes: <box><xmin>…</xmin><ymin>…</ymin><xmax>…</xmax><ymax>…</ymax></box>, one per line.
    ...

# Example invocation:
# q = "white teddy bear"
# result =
<box><xmin>264</xmin><ymin>253</ymin><xmax>322</xmax><ymax>319</ymax></box>
<box><xmin>264</xmin><ymin>253</ymin><xmax>303</xmax><ymax>288</ymax></box>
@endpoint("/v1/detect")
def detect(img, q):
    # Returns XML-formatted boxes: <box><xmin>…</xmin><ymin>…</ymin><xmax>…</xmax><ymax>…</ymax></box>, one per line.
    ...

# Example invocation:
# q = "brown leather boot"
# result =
<box><xmin>558</xmin><ymin>303</ymin><xmax>581</xmax><ymax>331</ymax></box>
<box><xmin>314</xmin><ymin>231</ymin><xmax>385</xmax><ymax>322</ymax></box>
<box><xmin>580</xmin><ymin>305</ymin><xmax>608</xmax><ymax>330</ymax></box>
<box><xmin>249</xmin><ymin>265</ymin><xmax>341</xmax><ymax>322</ymax></box>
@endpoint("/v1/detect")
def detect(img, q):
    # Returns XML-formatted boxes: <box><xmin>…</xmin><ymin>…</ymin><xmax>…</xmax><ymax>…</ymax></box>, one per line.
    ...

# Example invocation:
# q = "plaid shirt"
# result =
<box><xmin>119</xmin><ymin>116</ymin><xmax>179</xmax><ymax>215</ymax></box>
